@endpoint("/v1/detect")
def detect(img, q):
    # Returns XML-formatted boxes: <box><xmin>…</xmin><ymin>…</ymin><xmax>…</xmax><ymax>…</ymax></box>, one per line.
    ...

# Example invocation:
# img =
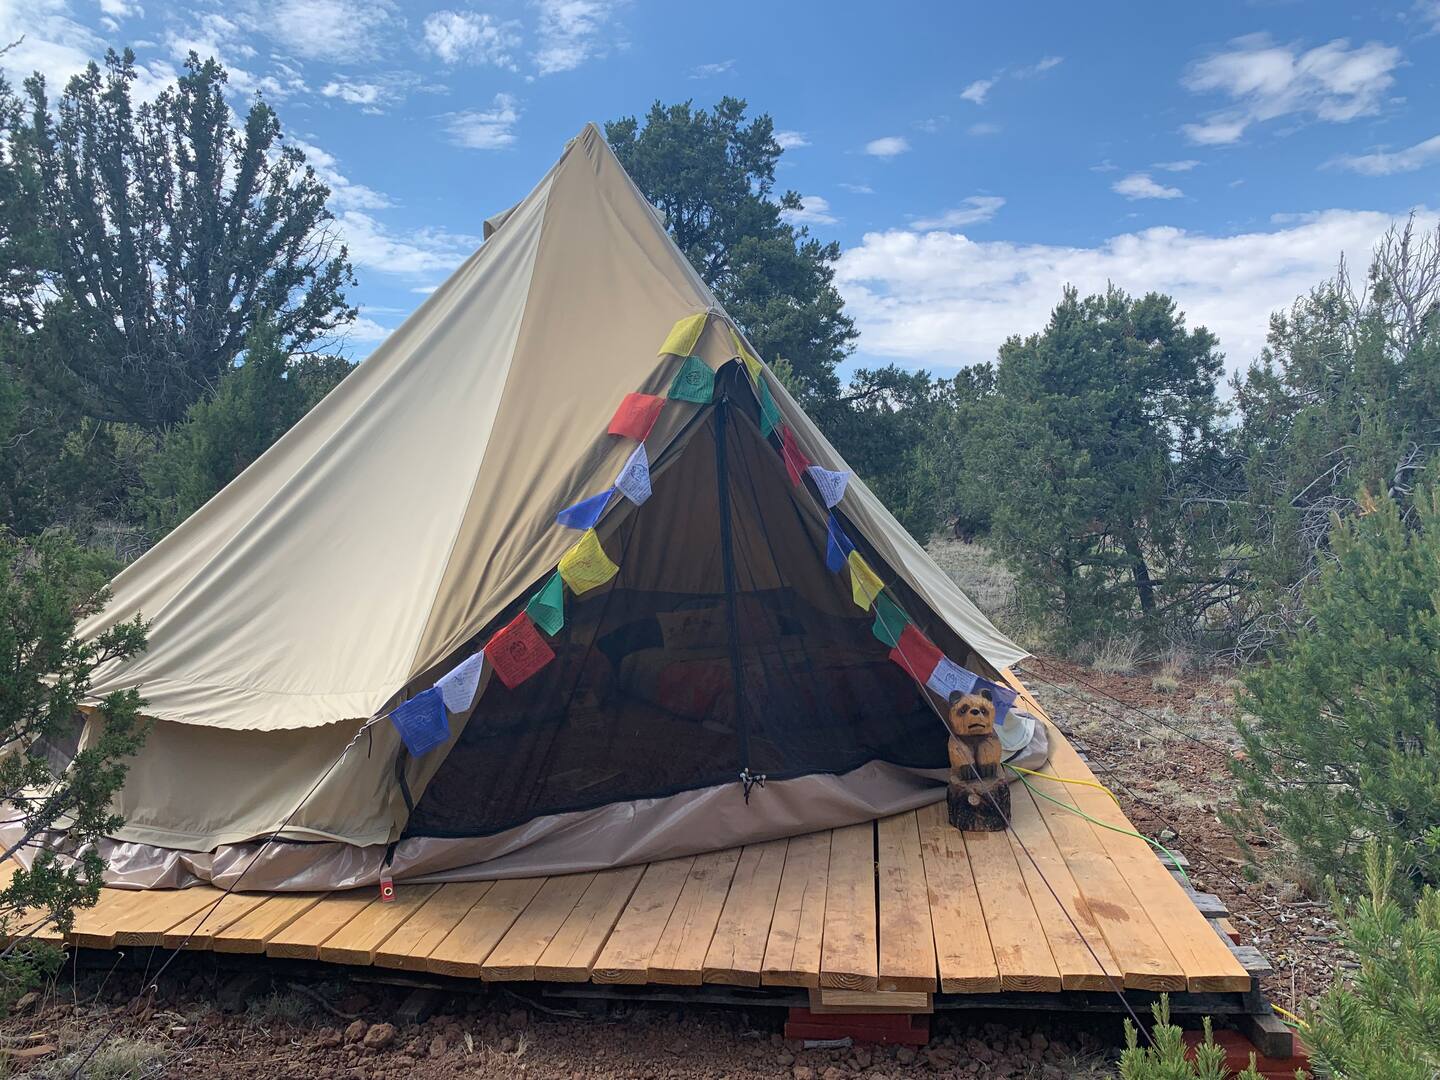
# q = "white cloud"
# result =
<box><xmin>98</xmin><ymin>0</ymin><xmax>142</xmax><ymax>18</ymax></box>
<box><xmin>442</xmin><ymin>92</ymin><xmax>521</xmax><ymax>150</ymax></box>
<box><xmin>839</xmin><ymin>182</ymin><xmax>875</xmax><ymax>195</ymax></box>
<box><xmin>781</xmin><ymin>195</ymin><xmax>838</xmax><ymax>227</ymax></box>
<box><xmin>1330</xmin><ymin>134</ymin><xmax>1440</xmax><ymax>176</ymax></box>
<box><xmin>411</xmin><ymin>285</ymin><xmax>440</xmax><ymax>294</ymax></box>
<box><xmin>340</xmin><ymin>313</ymin><xmax>393</xmax><ymax>344</ymax></box>
<box><xmin>259</xmin><ymin>0</ymin><xmax>397</xmax><ymax>63</ymax></box>
<box><xmin>0</xmin><ymin>0</ymin><xmax>174</xmax><ymax>98</ymax></box>
<box><xmin>1112</xmin><ymin>172</ymin><xmax>1185</xmax><ymax>200</ymax></box>
<box><xmin>1015</xmin><ymin>55</ymin><xmax>1063</xmax><ymax>77</ymax></box>
<box><xmin>960</xmin><ymin>78</ymin><xmax>994</xmax><ymax>104</ymax></box>
<box><xmin>289</xmin><ymin>137</ymin><xmax>391</xmax><ymax>211</ymax></box>
<box><xmin>1154</xmin><ymin>159</ymin><xmax>1200</xmax><ymax>172</ymax></box>
<box><xmin>336</xmin><ymin>210</ymin><xmax>481</xmax><ymax>276</ymax></box>
<box><xmin>864</xmin><ymin>135</ymin><xmax>910</xmax><ymax>157</ymax></box>
<box><xmin>774</xmin><ymin>129</ymin><xmax>810</xmax><ymax>149</ymax></box>
<box><xmin>911</xmin><ymin>196</ymin><xmax>1005</xmax><ymax>231</ymax></box>
<box><xmin>968</xmin><ymin>122</ymin><xmax>1001</xmax><ymax>136</ymax></box>
<box><xmin>1181</xmin><ymin>34</ymin><xmax>1402</xmax><ymax>145</ymax></box>
<box><xmin>533</xmin><ymin>0</ymin><xmax>621</xmax><ymax>75</ymax></box>
<box><xmin>835</xmin><ymin>208</ymin><xmax>1434</xmax><ymax>371</ymax></box>
<box><xmin>318</xmin><ymin>74</ymin><xmax>416</xmax><ymax>112</ymax></box>
<box><xmin>689</xmin><ymin>59</ymin><xmax>733</xmax><ymax>78</ymax></box>
<box><xmin>422</xmin><ymin>10</ymin><xmax>520</xmax><ymax>67</ymax></box>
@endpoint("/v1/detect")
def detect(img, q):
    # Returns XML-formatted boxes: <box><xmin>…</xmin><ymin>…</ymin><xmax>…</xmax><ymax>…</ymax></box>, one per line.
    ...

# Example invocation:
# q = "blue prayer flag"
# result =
<box><xmin>390</xmin><ymin>686</ymin><xmax>450</xmax><ymax>757</ymax></box>
<box><xmin>972</xmin><ymin>676</ymin><xmax>1018</xmax><ymax>726</ymax></box>
<box><xmin>556</xmin><ymin>488</ymin><xmax>614</xmax><ymax>530</ymax></box>
<box><xmin>825</xmin><ymin>514</ymin><xmax>855</xmax><ymax>573</ymax></box>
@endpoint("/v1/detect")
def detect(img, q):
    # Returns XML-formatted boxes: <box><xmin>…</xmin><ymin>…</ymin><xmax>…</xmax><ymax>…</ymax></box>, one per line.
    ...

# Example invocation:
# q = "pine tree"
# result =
<box><xmin>1233</xmin><ymin>486</ymin><xmax>1440</xmax><ymax>887</ymax></box>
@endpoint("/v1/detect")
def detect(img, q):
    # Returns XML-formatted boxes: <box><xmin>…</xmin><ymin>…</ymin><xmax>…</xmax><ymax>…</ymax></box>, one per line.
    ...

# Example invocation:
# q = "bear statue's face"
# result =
<box><xmin>947</xmin><ymin>689</ymin><xmax>996</xmax><ymax>736</ymax></box>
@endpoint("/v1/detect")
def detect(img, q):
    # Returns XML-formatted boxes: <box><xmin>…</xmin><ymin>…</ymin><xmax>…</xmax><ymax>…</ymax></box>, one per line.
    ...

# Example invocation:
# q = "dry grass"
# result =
<box><xmin>1087</xmin><ymin>634</ymin><xmax>1142</xmax><ymax>674</ymax></box>
<box><xmin>33</xmin><ymin>1038</ymin><xmax>166</xmax><ymax>1080</ymax></box>
<box><xmin>925</xmin><ymin>537</ymin><xmax>1019</xmax><ymax>623</ymax></box>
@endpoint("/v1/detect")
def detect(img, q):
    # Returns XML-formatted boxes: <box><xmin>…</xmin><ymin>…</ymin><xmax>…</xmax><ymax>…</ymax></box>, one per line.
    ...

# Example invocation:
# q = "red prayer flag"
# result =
<box><xmin>888</xmin><ymin>623</ymin><xmax>943</xmax><ymax>684</ymax></box>
<box><xmin>484</xmin><ymin>611</ymin><xmax>555</xmax><ymax>689</ymax></box>
<box><xmin>608</xmin><ymin>393</ymin><xmax>666</xmax><ymax>440</ymax></box>
<box><xmin>781</xmin><ymin>426</ymin><xmax>811</xmax><ymax>486</ymax></box>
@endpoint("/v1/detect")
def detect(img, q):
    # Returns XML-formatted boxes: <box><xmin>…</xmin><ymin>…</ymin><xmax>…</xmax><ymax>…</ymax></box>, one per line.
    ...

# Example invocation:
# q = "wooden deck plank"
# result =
<box><xmin>426</xmin><ymin>877</ymin><xmax>546</xmax><ymax>979</ymax></box>
<box><xmin>375</xmin><ymin>883</ymin><xmax>493</xmax><ymax>972</ymax></box>
<box><xmin>481</xmin><ymin>873</ymin><xmax>597</xmax><ymax>981</ymax></box>
<box><xmin>70</xmin><ymin>888</ymin><xmax>169</xmax><ymax>949</ymax></box>
<box><xmin>965</xmin><ymin>828</ymin><xmax>1062</xmax><ymax>992</ymax></box>
<box><xmin>876</xmin><ymin>812</ymin><xmax>938</xmax><ymax>993</ymax></box>
<box><xmin>318</xmin><ymin>884</ymin><xmax>441</xmax><ymax>966</ymax></box>
<box><xmin>115</xmin><ymin>886</ymin><xmax>230</xmax><ymax>946</ymax></box>
<box><xmin>1024</xmin><ymin>751</ymin><xmax>1187</xmax><ymax>990</ymax></box>
<box><xmin>592</xmin><ymin>856</ymin><xmax>694</xmax><ymax>985</ymax></box>
<box><xmin>647</xmin><ymin>848</ymin><xmax>743</xmax><ymax>985</ymax></box>
<box><xmin>533</xmin><ymin>865</ymin><xmax>645</xmax><ymax>983</ymax></box>
<box><xmin>703</xmin><ymin>839</ymin><xmax>787</xmax><ymax>986</ymax></box>
<box><xmin>266</xmin><ymin>889</ymin><xmax>378</xmax><ymax>960</ymax></box>
<box><xmin>161</xmin><ymin>892</ymin><xmax>270</xmax><ymax>950</ymax></box>
<box><xmin>917</xmin><ymin>801</ymin><xmax>1001</xmax><ymax>993</ymax></box>
<box><xmin>212</xmin><ymin>893</ymin><xmax>328</xmax><ymax>953</ymax></box>
<box><xmin>1007</xmin><ymin>785</ymin><xmax>1120</xmax><ymax>991</ymax></box>
<box><xmin>1044</xmin><ymin>733</ymin><xmax>1251</xmax><ymax>993</ymax></box>
<box><xmin>819</xmin><ymin>822</ymin><xmax>878</xmax><ymax>991</ymax></box>
<box><xmin>761</xmin><ymin>831</ymin><xmax>830</xmax><ymax>988</ymax></box>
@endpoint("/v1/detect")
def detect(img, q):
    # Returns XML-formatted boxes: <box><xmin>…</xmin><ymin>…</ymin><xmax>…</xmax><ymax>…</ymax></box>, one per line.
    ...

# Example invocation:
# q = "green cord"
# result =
<box><xmin>1008</xmin><ymin>767</ymin><xmax>1195</xmax><ymax>891</ymax></box>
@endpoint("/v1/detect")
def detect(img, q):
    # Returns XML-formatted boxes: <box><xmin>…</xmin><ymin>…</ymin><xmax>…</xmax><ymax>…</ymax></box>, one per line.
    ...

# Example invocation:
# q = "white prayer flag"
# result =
<box><xmin>615</xmin><ymin>443</ymin><xmax>652</xmax><ymax>505</ymax></box>
<box><xmin>806</xmin><ymin>465</ymin><xmax>849</xmax><ymax>508</ymax></box>
<box><xmin>437</xmin><ymin>652</ymin><xmax>485</xmax><ymax>713</ymax></box>
<box><xmin>926</xmin><ymin>657</ymin><xmax>977</xmax><ymax>701</ymax></box>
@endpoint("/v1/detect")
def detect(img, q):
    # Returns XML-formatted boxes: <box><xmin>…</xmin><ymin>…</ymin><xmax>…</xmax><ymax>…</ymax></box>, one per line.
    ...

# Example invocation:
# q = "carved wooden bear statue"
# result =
<box><xmin>945</xmin><ymin>687</ymin><xmax>1010</xmax><ymax>832</ymax></box>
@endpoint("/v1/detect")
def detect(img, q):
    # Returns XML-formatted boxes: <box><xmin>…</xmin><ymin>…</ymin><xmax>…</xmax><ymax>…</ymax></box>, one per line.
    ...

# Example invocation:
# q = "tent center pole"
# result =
<box><xmin>712</xmin><ymin>395</ymin><xmax>751</xmax><ymax>779</ymax></box>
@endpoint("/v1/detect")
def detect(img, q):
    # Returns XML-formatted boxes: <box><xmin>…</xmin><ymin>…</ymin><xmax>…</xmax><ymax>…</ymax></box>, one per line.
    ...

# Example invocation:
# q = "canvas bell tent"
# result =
<box><xmin>40</xmin><ymin>124</ymin><xmax>1035</xmax><ymax>891</ymax></box>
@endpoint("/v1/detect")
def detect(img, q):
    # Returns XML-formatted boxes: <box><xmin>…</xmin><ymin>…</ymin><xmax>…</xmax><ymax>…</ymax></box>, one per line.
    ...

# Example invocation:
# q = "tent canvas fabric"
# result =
<box><xmin>44</xmin><ymin>124</ymin><xmax>1031</xmax><ymax>889</ymax></box>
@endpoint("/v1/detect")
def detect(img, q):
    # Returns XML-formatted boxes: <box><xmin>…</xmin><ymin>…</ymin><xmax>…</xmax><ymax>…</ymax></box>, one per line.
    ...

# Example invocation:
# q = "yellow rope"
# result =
<box><xmin>1270</xmin><ymin>1004</ymin><xmax>1309</xmax><ymax>1029</ymax></box>
<box><xmin>1008</xmin><ymin>764</ymin><xmax>1122</xmax><ymax>807</ymax></box>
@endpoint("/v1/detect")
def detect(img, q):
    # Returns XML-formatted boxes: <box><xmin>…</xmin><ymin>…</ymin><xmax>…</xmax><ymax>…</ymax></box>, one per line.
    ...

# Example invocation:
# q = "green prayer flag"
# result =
<box><xmin>668</xmin><ymin>355</ymin><xmax>715</xmax><ymax>404</ymax></box>
<box><xmin>871</xmin><ymin>593</ymin><xmax>911</xmax><ymax>648</ymax></box>
<box><xmin>758</xmin><ymin>376</ymin><xmax>783</xmax><ymax>437</ymax></box>
<box><xmin>525</xmin><ymin>572</ymin><xmax>566</xmax><ymax>636</ymax></box>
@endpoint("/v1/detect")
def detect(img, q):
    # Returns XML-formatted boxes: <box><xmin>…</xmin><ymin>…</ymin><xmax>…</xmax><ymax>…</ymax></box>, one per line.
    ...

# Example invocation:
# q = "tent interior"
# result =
<box><xmin>404</xmin><ymin>364</ymin><xmax>970</xmax><ymax>843</ymax></box>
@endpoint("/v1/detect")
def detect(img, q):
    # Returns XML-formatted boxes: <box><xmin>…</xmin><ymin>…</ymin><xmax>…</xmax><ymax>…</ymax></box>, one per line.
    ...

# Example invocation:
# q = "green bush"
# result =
<box><xmin>1119</xmin><ymin>997</ymin><xmax>1273</xmax><ymax>1080</ymax></box>
<box><xmin>1305</xmin><ymin>843</ymin><xmax>1440</xmax><ymax>1079</ymax></box>
<box><xmin>1232</xmin><ymin>485</ymin><xmax>1440</xmax><ymax>888</ymax></box>
<box><xmin>0</xmin><ymin>529</ymin><xmax>147</xmax><ymax>1004</ymax></box>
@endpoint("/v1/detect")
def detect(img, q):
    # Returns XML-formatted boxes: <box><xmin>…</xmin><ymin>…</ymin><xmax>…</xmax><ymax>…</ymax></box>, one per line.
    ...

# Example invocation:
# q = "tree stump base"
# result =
<box><xmin>947</xmin><ymin>776</ymin><xmax>1010</xmax><ymax>832</ymax></box>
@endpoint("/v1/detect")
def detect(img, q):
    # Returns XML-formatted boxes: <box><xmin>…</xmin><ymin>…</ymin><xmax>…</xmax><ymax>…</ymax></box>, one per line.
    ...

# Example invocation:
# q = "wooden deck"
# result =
<box><xmin>4</xmin><ymin>725</ymin><xmax>1250</xmax><ymax>998</ymax></box>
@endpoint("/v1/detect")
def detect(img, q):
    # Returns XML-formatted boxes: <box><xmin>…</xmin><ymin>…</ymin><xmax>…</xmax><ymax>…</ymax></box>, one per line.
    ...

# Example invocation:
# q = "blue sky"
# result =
<box><xmin>5</xmin><ymin>0</ymin><xmax>1439</xmax><ymax>377</ymax></box>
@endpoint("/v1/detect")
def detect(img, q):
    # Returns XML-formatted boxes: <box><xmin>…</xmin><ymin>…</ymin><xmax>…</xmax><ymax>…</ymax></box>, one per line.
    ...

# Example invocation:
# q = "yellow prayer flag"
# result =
<box><xmin>658</xmin><ymin>312</ymin><xmax>708</xmax><ymax>357</ymax></box>
<box><xmin>559</xmin><ymin>528</ymin><xmax>619</xmax><ymax>595</ymax></box>
<box><xmin>848</xmin><ymin>551</ymin><xmax>884</xmax><ymax>610</ymax></box>
<box><xmin>729</xmin><ymin>325</ymin><xmax>763</xmax><ymax>382</ymax></box>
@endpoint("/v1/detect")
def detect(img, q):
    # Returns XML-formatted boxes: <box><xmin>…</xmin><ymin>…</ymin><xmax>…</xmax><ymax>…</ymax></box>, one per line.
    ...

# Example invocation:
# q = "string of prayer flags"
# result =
<box><xmin>973</xmin><ymin>676</ymin><xmax>1018</xmax><ymax>725</ymax></box>
<box><xmin>525</xmin><ymin>572</ymin><xmax>566</xmax><ymax>636</ymax></box>
<box><xmin>825</xmin><ymin>513</ymin><xmax>855</xmax><ymax>573</ymax></box>
<box><xmin>485</xmin><ymin>610</ymin><xmax>556</xmax><ymax>689</ymax></box>
<box><xmin>608</xmin><ymin>392</ymin><xmax>666</xmax><ymax>440</ymax></box>
<box><xmin>888</xmin><ymin>623</ymin><xmax>944</xmax><ymax>684</ymax></box>
<box><xmin>436</xmin><ymin>653</ymin><xmax>484</xmax><ymax>714</ymax></box>
<box><xmin>729</xmin><ymin>325</ymin><xmax>763</xmax><ymax>383</ymax></box>
<box><xmin>558</xmin><ymin>527</ymin><xmax>619</xmax><ymax>595</ymax></box>
<box><xmin>556</xmin><ymin>488</ymin><xmax>613</xmax><ymax>530</ymax></box>
<box><xmin>806</xmin><ymin>465</ymin><xmax>849</xmax><ymax>508</ymax></box>
<box><xmin>658</xmin><ymin>312</ymin><xmax>708</xmax><ymax>357</ymax></box>
<box><xmin>668</xmin><ymin>355</ymin><xmax>715</xmax><ymax>405</ymax></box>
<box><xmin>926</xmin><ymin>656</ymin><xmax>977</xmax><ymax>702</ymax></box>
<box><xmin>848</xmin><ymin>549</ymin><xmax>885</xmax><ymax>610</ymax></box>
<box><xmin>390</xmin><ymin>687</ymin><xmax>450</xmax><ymax>757</ymax></box>
<box><xmin>614</xmin><ymin>443</ymin><xmax>652</xmax><ymax>505</ymax></box>
<box><xmin>781</xmin><ymin>426</ymin><xmax>811</xmax><ymax>486</ymax></box>
<box><xmin>758</xmin><ymin>377</ymin><xmax>783</xmax><ymax>437</ymax></box>
<box><xmin>871</xmin><ymin>592</ymin><xmax>912</xmax><ymax>648</ymax></box>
